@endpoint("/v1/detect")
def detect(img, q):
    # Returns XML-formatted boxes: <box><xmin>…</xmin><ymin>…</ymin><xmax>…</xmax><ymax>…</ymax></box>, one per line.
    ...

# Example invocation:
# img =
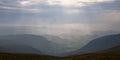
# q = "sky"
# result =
<box><xmin>0</xmin><ymin>0</ymin><xmax>120</xmax><ymax>43</ymax></box>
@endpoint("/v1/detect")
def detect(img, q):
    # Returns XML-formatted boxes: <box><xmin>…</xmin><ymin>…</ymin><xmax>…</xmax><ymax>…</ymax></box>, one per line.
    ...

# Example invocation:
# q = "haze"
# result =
<box><xmin>0</xmin><ymin>0</ymin><xmax>120</xmax><ymax>51</ymax></box>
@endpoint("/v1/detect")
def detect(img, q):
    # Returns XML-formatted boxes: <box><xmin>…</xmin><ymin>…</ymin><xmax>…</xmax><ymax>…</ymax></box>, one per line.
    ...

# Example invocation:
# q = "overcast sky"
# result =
<box><xmin>0</xmin><ymin>0</ymin><xmax>120</xmax><ymax>37</ymax></box>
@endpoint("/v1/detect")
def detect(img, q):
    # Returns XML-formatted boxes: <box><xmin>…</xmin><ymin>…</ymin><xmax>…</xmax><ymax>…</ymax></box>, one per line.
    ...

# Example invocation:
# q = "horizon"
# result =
<box><xmin>0</xmin><ymin>0</ymin><xmax>120</xmax><ymax>56</ymax></box>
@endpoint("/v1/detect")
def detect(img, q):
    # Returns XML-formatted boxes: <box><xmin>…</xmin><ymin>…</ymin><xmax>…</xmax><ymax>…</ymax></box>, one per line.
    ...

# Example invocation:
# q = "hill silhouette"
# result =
<box><xmin>0</xmin><ymin>34</ymin><xmax>120</xmax><ymax>57</ymax></box>
<box><xmin>0</xmin><ymin>45</ymin><xmax>120</xmax><ymax>60</ymax></box>
<box><xmin>66</xmin><ymin>34</ymin><xmax>120</xmax><ymax>56</ymax></box>
<box><xmin>0</xmin><ymin>45</ymin><xmax>41</xmax><ymax>54</ymax></box>
<box><xmin>0</xmin><ymin>34</ymin><xmax>54</xmax><ymax>55</ymax></box>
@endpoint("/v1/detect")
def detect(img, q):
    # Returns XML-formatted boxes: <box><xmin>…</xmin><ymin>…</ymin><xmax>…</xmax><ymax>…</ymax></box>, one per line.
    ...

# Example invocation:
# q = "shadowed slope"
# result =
<box><xmin>67</xmin><ymin>34</ymin><xmax>120</xmax><ymax>56</ymax></box>
<box><xmin>0</xmin><ymin>34</ymin><xmax>54</xmax><ymax>54</ymax></box>
<box><xmin>0</xmin><ymin>45</ymin><xmax>41</xmax><ymax>54</ymax></box>
<box><xmin>0</xmin><ymin>46</ymin><xmax>120</xmax><ymax>60</ymax></box>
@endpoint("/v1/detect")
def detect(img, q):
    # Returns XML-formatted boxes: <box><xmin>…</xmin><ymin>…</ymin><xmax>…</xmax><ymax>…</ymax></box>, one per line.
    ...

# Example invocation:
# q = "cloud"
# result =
<box><xmin>19</xmin><ymin>0</ymin><xmax>32</xmax><ymax>6</ymax></box>
<box><xmin>0</xmin><ymin>0</ymin><xmax>118</xmax><ymax>17</ymax></box>
<box><xmin>81</xmin><ymin>0</ymin><xmax>120</xmax><ymax>11</ymax></box>
<box><xmin>0</xmin><ymin>0</ymin><xmax>120</xmax><ymax>24</ymax></box>
<box><xmin>0</xmin><ymin>0</ymin><xmax>116</xmax><ymax>11</ymax></box>
<box><xmin>0</xmin><ymin>0</ymin><xmax>120</xmax><ymax>36</ymax></box>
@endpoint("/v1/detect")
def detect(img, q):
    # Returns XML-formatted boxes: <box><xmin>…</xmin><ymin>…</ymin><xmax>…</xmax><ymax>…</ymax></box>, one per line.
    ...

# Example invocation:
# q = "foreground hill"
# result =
<box><xmin>0</xmin><ymin>46</ymin><xmax>120</xmax><ymax>60</ymax></box>
<box><xmin>64</xmin><ymin>45</ymin><xmax>120</xmax><ymax>60</ymax></box>
<box><xmin>0</xmin><ymin>52</ymin><xmax>60</xmax><ymax>60</ymax></box>
<box><xmin>98</xmin><ymin>45</ymin><xmax>120</xmax><ymax>54</ymax></box>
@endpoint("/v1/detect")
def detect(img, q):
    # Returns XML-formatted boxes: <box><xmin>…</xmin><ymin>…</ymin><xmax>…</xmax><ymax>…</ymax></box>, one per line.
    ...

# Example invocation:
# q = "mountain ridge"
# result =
<box><xmin>64</xmin><ymin>34</ymin><xmax>120</xmax><ymax>56</ymax></box>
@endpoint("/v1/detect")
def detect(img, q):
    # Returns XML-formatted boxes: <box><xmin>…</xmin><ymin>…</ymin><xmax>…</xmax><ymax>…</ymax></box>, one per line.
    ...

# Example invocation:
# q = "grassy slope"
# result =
<box><xmin>64</xmin><ymin>46</ymin><xmax>120</xmax><ymax>60</ymax></box>
<box><xmin>0</xmin><ymin>46</ymin><xmax>120</xmax><ymax>60</ymax></box>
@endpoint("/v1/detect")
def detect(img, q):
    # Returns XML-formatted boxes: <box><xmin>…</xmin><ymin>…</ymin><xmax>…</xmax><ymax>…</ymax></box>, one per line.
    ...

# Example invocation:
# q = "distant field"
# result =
<box><xmin>0</xmin><ymin>52</ymin><xmax>120</xmax><ymax>60</ymax></box>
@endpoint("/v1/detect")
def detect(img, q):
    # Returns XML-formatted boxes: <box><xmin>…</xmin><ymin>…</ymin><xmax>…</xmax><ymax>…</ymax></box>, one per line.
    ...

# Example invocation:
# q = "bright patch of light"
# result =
<box><xmin>47</xmin><ymin>0</ymin><xmax>86</xmax><ymax>7</ymax></box>
<box><xmin>46</xmin><ymin>0</ymin><xmax>114</xmax><ymax>7</ymax></box>
<box><xmin>18</xmin><ymin>0</ymin><xmax>114</xmax><ymax>7</ymax></box>
<box><xmin>19</xmin><ymin>1</ymin><xmax>31</xmax><ymax>6</ymax></box>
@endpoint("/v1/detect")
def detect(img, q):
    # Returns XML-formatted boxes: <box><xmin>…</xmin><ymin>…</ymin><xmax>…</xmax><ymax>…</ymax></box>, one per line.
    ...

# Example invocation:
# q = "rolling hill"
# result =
<box><xmin>0</xmin><ymin>45</ymin><xmax>120</xmax><ymax>60</ymax></box>
<box><xmin>66</xmin><ymin>34</ymin><xmax>120</xmax><ymax>56</ymax></box>
<box><xmin>0</xmin><ymin>34</ymin><xmax>120</xmax><ymax>57</ymax></box>
<box><xmin>0</xmin><ymin>34</ymin><xmax>54</xmax><ymax>54</ymax></box>
<box><xmin>64</xmin><ymin>45</ymin><xmax>120</xmax><ymax>60</ymax></box>
<box><xmin>98</xmin><ymin>45</ymin><xmax>120</xmax><ymax>54</ymax></box>
<box><xmin>0</xmin><ymin>45</ymin><xmax>41</xmax><ymax>54</ymax></box>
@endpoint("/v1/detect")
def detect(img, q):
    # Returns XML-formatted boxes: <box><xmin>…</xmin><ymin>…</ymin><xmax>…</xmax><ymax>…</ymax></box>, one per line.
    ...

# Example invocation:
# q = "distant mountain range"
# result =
<box><xmin>64</xmin><ymin>34</ymin><xmax>120</xmax><ymax>56</ymax></box>
<box><xmin>0</xmin><ymin>45</ymin><xmax>41</xmax><ymax>54</ymax></box>
<box><xmin>0</xmin><ymin>34</ymin><xmax>120</xmax><ymax>56</ymax></box>
<box><xmin>0</xmin><ymin>34</ymin><xmax>54</xmax><ymax>54</ymax></box>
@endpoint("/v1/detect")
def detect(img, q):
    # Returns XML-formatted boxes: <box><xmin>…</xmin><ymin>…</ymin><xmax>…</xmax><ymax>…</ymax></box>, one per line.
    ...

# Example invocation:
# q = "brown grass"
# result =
<box><xmin>0</xmin><ymin>52</ymin><xmax>120</xmax><ymax>60</ymax></box>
